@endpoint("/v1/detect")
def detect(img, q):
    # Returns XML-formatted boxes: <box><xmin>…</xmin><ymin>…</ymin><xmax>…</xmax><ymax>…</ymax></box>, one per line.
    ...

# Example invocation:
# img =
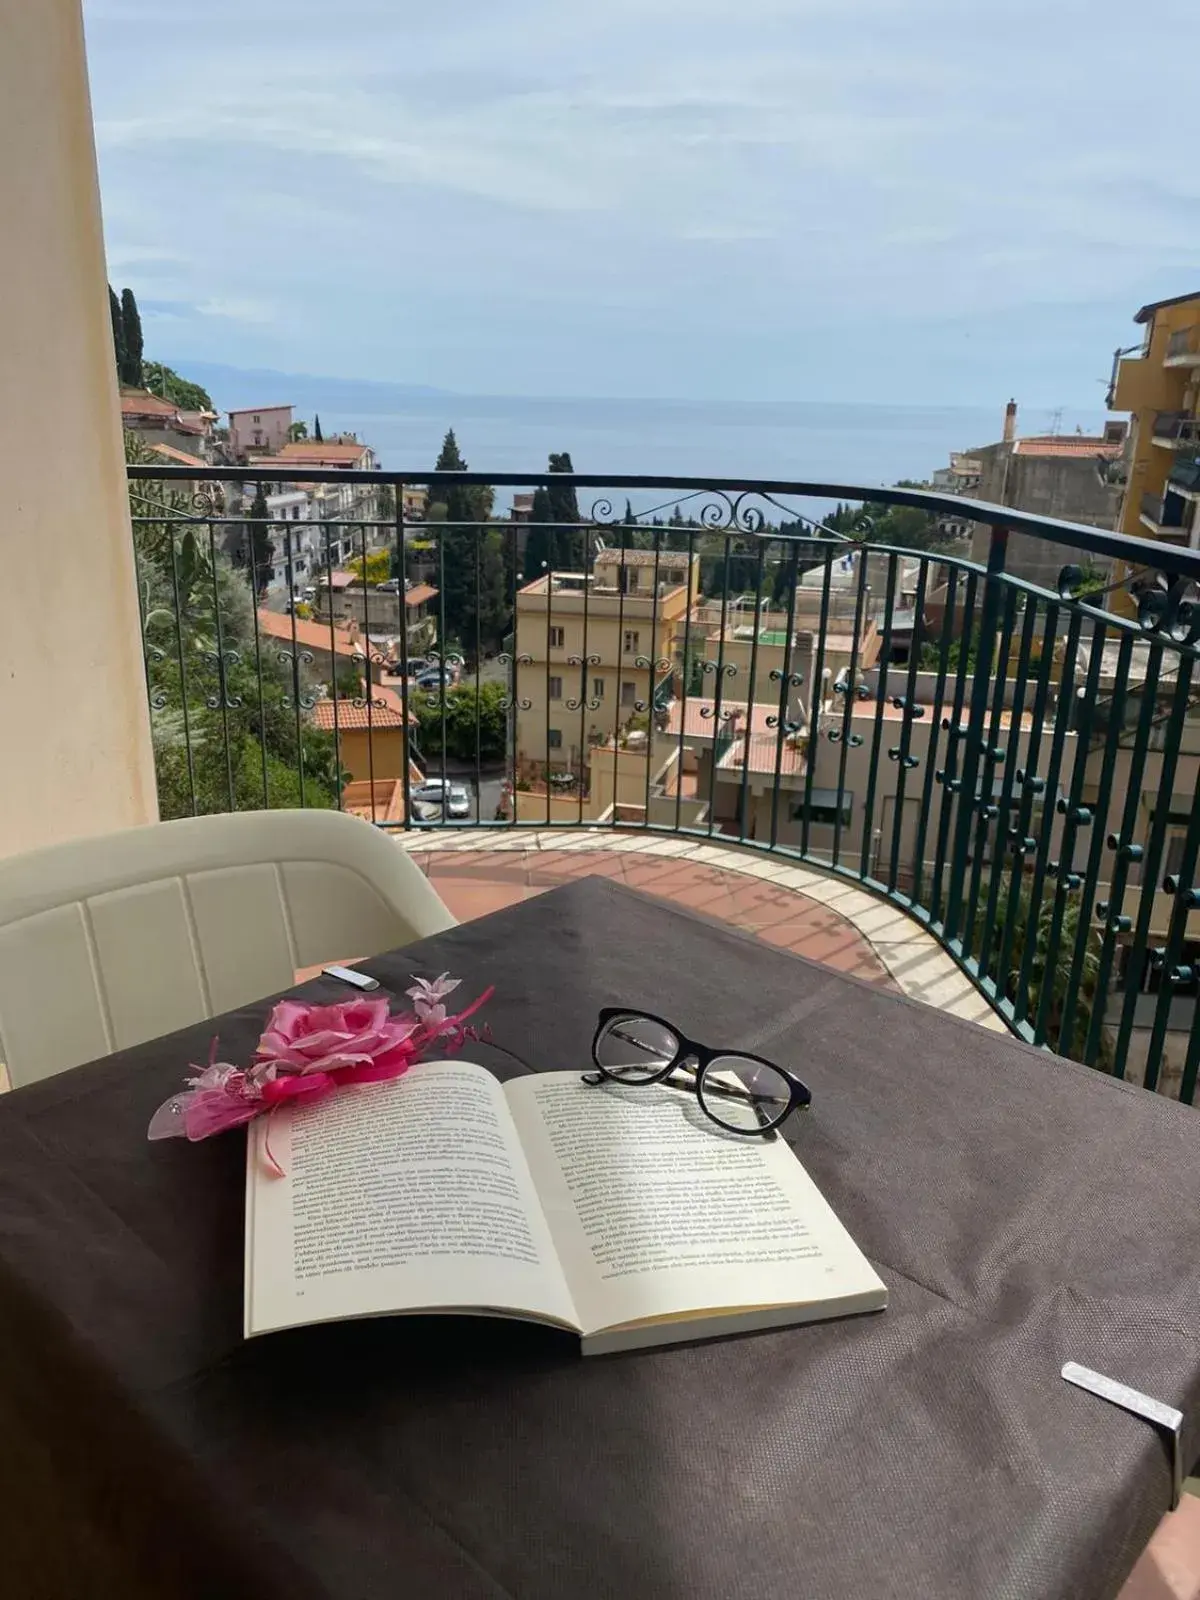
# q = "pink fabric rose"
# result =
<box><xmin>147</xmin><ymin>975</ymin><xmax>493</xmax><ymax>1173</ymax></box>
<box><xmin>254</xmin><ymin>996</ymin><xmax>420</xmax><ymax>1078</ymax></box>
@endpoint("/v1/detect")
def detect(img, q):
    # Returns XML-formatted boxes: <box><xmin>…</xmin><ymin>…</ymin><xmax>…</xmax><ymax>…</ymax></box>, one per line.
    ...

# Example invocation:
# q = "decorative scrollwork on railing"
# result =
<box><xmin>129</xmin><ymin>482</ymin><xmax>225</xmax><ymax>522</ymax></box>
<box><xmin>1131</xmin><ymin>577</ymin><xmax>1200</xmax><ymax>647</ymax></box>
<box><xmin>633</xmin><ymin>655</ymin><xmax>672</xmax><ymax>675</ymax></box>
<box><xmin>699</xmin><ymin>704</ymin><xmax>736</xmax><ymax>722</ymax></box>
<box><xmin>275</xmin><ymin>647</ymin><xmax>317</xmax><ymax>709</ymax></box>
<box><xmin>202</xmin><ymin>647</ymin><xmax>243</xmax><ymax>710</ymax></box>
<box><xmin>566</xmin><ymin>653</ymin><xmax>603</xmax><ymax>713</ymax></box>
<box><xmin>496</xmin><ymin>652</ymin><xmax>533</xmax><ymax>712</ymax></box>
<box><xmin>768</xmin><ymin>667</ymin><xmax>804</xmax><ymax>688</ymax></box>
<box><xmin>764</xmin><ymin>714</ymin><xmax>805</xmax><ymax>734</ymax></box>
<box><xmin>144</xmin><ymin>644</ymin><xmax>169</xmax><ymax>710</ymax></box>
<box><xmin>350</xmin><ymin>693</ymin><xmax>390</xmax><ymax>714</ymax></box>
<box><xmin>351</xmin><ymin>646</ymin><xmax>391</xmax><ymax>673</ymax></box>
<box><xmin>700</xmin><ymin>659</ymin><xmax>739</xmax><ymax>681</ymax></box>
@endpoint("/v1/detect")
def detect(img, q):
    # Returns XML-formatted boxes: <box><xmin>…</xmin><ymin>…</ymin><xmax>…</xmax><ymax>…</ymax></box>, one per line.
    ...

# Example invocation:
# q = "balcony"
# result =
<box><xmin>1170</xmin><ymin>457</ymin><xmax>1200</xmax><ymax>503</ymax></box>
<box><xmin>1165</xmin><ymin>324</ymin><xmax>1200</xmax><ymax>367</ymax></box>
<box><xmin>1140</xmin><ymin>487</ymin><xmax>1194</xmax><ymax>540</ymax></box>
<box><xmin>129</xmin><ymin>463</ymin><xmax>1200</xmax><ymax>1105</ymax></box>
<box><xmin>1151</xmin><ymin>410</ymin><xmax>1200</xmax><ymax>449</ymax></box>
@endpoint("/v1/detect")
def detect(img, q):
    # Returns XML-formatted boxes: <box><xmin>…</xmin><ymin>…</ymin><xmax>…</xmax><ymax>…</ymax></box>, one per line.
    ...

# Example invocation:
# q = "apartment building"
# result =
<box><xmin>228</xmin><ymin>405</ymin><xmax>294</xmax><ymax>458</ymax></box>
<box><xmin>1107</xmin><ymin>290</ymin><xmax>1200</xmax><ymax>615</ymax></box>
<box><xmin>513</xmin><ymin>548</ymin><xmax>699</xmax><ymax>774</ymax></box>
<box><xmin>965</xmin><ymin>401</ymin><xmax>1127</xmax><ymax>589</ymax></box>
<box><xmin>120</xmin><ymin>389</ymin><xmax>213</xmax><ymax>459</ymax></box>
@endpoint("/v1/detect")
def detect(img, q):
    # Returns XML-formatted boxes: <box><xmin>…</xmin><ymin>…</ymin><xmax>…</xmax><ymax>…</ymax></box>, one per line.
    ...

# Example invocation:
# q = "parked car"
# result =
<box><xmin>409</xmin><ymin>779</ymin><xmax>472</xmax><ymax>820</ymax></box>
<box><xmin>445</xmin><ymin>784</ymin><xmax>471</xmax><ymax>820</ymax></box>
<box><xmin>374</xmin><ymin>578</ymin><xmax>401</xmax><ymax>593</ymax></box>
<box><xmin>415</xmin><ymin>668</ymin><xmax>455</xmax><ymax>691</ymax></box>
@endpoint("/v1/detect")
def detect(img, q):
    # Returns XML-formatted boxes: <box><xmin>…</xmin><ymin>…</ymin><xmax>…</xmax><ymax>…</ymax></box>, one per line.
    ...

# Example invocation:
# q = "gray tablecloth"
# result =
<box><xmin>0</xmin><ymin>877</ymin><xmax>1197</xmax><ymax>1600</ymax></box>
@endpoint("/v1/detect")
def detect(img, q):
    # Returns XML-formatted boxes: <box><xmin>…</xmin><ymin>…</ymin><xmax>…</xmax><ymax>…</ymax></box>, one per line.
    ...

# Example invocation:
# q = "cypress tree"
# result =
<box><xmin>313</xmin><ymin>415</ymin><xmax>324</xmax><ymax>441</ymax></box>
<box><xmin>108</xmin><ymin>285</ymin><xmax>126</xmax><ymax>381</ymax></box>
<box><xmin>246</xmin><ymin>486</ymin><xmax>275</xmax><ymax>596</ymax></box>
<box><xmin>120</xmin><ymin>287</ymin><xmax>143</xmax><ymax>388</ymax></box>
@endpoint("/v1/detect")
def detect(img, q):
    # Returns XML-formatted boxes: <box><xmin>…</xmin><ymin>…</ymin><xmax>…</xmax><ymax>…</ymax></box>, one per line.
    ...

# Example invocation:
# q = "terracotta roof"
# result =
<box><xmin>311</xmin><ymin>699</ymin><xmax>407</xmax><ymax>732</ymax></box>
<box><xmin>254</xmin><ymin>610</ymin><xmax>367</xmax><ymax>659</ymax></box>
<box><xmin>1012</xmin><ymin>436</ymin><xmax>1123</xmax><ymax>458</ymax></box>
<box><xmin>595</xmin><ymin>549</ymin><xmax>693</xmax><ymax>569</ymax></box>
<box><xmin>150</xmin><ymin>443</ymin><xmax>207</xmax><ymax>468</ymax></box>
<box><xmin>120</xmin><ymin>390</ymin><xmax>179</xmax><ymax>417</ymax></box>
<box><xmin>405</xmin><ymin>583</ymin><xmax>437</xmax><ymax>608</ymax></box>
<box><xmin>321</xmin><ymin>571</ymin><xmax>358</xmax><ymax>589</ymax></box>
<box><xmin>267</xmin><ymin>441</ymin><xmax>372</xmax><ymax>467</ymax></box>
<box><xmin>372</xmin><ymin>684</ymin><xmax>418</xmax><ymax>724</ymax></box>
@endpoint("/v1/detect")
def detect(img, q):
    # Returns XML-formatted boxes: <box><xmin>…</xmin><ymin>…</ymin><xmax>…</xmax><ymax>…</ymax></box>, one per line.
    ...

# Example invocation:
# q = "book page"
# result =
<box><xmin>505</xmin><ymin>1072</ymin><xmax>885</xmax><ymax>1339</ymax></box>
<box><xmin>245</xmin><ymin>1061</ymin><xmax>579</xmax><ymax>1338</ymax></box>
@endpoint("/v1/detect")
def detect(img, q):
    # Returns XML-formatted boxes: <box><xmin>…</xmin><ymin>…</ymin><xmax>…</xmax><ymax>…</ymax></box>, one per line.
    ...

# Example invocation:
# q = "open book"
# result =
<box><xmin>245</xmin><ymin>1061</ymin><xmax>887</xmax><ymax>1355</ymax></box>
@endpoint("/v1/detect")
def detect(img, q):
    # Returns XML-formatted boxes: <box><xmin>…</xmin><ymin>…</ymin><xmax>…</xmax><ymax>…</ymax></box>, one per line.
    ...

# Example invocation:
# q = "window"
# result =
<box><xmin>292</xmin><ymin>505</ymin><xmax>301</xmax><ymax>519</ymax></box>
<box><xmin>624</xmin><ymin>629</ymin><xmax>640</xmax><ymax>653</ymax></box>
<box><xmin>548</xmin><ymin>676</ymin><xmax>563</xmax><ymax>700</ymax></box>
<box><xmin>621</xmin><ymin>681</ymin><xmax>637</xmax><ymax>707</ymax></box>
<box><xmin>548</xmin><ymin>626</ymin><xmax>565</xmax><ymax>648</ymax></box>
<box><xmin>253</xmin><ymin>414</ymin><xmax>261</xmax><ymax>423</ymax></box>
<box><xmin>548</xmin><ymin>728</ymin><xmax>563</xmax><ymax>749</ymax></box>
<box><xmin>789</xmin><ymin>791</ymin><xmax>854</xmax><ymax>826</ymax></box>
<box><xmin>593</xmin><ymin>677</ymin><xmax>605</xmax><ymax>699</ymax></box>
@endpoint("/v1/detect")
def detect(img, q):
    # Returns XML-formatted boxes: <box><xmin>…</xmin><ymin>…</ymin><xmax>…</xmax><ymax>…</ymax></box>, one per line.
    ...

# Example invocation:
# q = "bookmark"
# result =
<box><xmin>1062</xmin><ymin>1362</ymin><xmax>1185</xmax><ymax>1509</ymax></box>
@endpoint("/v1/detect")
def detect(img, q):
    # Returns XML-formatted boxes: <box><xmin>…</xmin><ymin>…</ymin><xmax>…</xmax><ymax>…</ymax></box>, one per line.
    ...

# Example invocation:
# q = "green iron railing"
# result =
<box><xmin>128</xmin><ymin>464</ymin><xmax>1200</xmax><ymax>1103</ymax></box>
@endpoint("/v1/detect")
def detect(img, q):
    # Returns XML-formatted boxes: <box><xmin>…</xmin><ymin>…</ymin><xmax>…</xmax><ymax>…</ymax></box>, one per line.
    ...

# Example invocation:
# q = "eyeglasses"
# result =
<box><xmin>582</xmin><ymin>1008</ymin><xmax>811</xmax><ymax>1137</ymax></box>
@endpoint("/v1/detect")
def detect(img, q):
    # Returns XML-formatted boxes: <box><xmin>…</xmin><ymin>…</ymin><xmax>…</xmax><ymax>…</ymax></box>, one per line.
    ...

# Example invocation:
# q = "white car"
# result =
<box><xmin>410</xmin><ymin>779</ymin><xmax>472</xmax><ymax>820</ymax></box>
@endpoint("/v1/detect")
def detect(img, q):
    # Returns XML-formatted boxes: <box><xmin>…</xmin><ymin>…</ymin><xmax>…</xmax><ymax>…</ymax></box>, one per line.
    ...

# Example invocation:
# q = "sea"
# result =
<box><xmin>173</xmin><ymin>363</ymin><xmax>1105</xmax><ymax>518</ymax></box>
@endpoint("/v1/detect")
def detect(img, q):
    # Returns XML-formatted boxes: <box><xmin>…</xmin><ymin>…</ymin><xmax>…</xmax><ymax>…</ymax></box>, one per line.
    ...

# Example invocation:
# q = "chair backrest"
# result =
<box><xmin>0</xmin><ymin>810</ymin><xmax>457</xmax><ymax>1088</ymax></box>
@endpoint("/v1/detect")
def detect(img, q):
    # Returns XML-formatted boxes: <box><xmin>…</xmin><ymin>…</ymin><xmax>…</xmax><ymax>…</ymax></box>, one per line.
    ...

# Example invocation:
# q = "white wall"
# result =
<box><xmin>0</xmin><ymin>0</ymin><xmax>158</xmax><ymax>854</ymax></box>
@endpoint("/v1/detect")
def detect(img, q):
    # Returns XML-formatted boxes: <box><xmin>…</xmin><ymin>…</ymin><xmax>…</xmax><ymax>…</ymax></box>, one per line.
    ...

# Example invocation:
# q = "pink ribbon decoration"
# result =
<box><xmin>148</xmin><ymin>974</ymin><xmax>493</xmax><ymax>1171</ymax></box>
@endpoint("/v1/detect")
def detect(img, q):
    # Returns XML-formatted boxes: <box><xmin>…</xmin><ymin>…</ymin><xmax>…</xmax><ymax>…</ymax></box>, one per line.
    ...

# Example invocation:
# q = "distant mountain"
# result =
<box><xmin>160</xmin><ymin>359</ymin><xmax>452</xmax><ymax>418</ymax></box>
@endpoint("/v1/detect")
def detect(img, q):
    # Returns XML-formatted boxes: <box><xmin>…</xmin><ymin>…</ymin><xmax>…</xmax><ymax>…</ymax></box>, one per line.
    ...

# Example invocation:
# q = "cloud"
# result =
<box><xmin>83</xmin><ymin>0</ymin><xmax>1198</xmax><ymax>403</ymax></box>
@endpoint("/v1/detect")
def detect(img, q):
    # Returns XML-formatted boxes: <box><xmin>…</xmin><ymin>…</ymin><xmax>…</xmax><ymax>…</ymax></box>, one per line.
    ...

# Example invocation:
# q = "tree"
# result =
<box><xmin>347</xmin><ymin>549</ymin><xmax>392</xmax><ymax>587</ymax></box>
<box><xmin>858</xmin><ymin>496</ymin><xmax>953</xmax><ymax>554</ymax></box>
<box><xmin>245</xmin><ymin>486</ymin><xmax>275</xmax><ymax>595</ymax></box>
<box><xmin>522</xmin><ymin>487</ymin><xmax>556</xmax><ymax>582</ymax></box>
<box><xmin>120</xmin><ymin>287</ymin><xmax>143</xmax><ymax>388</ymax></box>
<box><xmin>142</xmin><ymin>362</ymin><xmax>214</xmax><ymax>413</ymax></box>
<box><xmin>108</xmin><ymin>285</ymin><xmax>126</xmax><ymax>379</ymax></box>
<box><xmin>288</xmin><ymin>420</ymin><xmax>309</xmax><ymax>442</ymax></box>
<box><xmin>413</xmin><ymin>681</ymin><xmax>508</xmax><ymax>763</ymax></box>
<box><xmin>523</xmin><ymin>452</ymin><xmax>584</xmax><ymax>579</ymax></box>
<box><xmin>426</xmin><ymin>430</ymin><xmax>501</xmax><ymax>656</ymax></box>
<box><xmin>616</xmin><ymin>498</ymin><xmax>641</xmax><ymax>551</ymax></box>
<box><xmin>972</xmin><ymin>873</ymin><xmax>1106</xmax><ymax>1064</ymax></box>
<box><xmin>130</xmin><ymin>445</ymin><xmax>338</xmax><ymax>820</ymax></box>
<box><xmin>704</xmin><ymin>540</ymin><xmax>761</xmax><ymax>598</ymax></box>
<box><xmin>313</xmin><ymin>414</ymin><xmax>324</xmax><ymax>441</ymax></box>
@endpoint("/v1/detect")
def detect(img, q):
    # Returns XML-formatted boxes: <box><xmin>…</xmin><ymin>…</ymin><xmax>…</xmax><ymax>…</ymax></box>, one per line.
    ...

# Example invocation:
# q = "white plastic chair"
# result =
<box><xmin>0</xmin><ymin>810</ymin><xmax>457</xmax><ymax>1088</ymax></box>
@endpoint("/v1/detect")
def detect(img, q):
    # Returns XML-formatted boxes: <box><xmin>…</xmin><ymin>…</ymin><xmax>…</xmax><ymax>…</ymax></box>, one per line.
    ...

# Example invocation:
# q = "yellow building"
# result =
<box><xmin>1109</xmin><ymin>290</ymin><xmax>1200</xmax><ymax>613</ymax></box>
<box><xmin>513</xmin><ymin>548</ymin><xmax>699</xmax><ymax>775</ymax></box>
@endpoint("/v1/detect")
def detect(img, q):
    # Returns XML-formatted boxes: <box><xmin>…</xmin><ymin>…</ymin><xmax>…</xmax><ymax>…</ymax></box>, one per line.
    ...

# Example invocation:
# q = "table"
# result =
<box><xmin>1</xmin><ymin>877</ymin><xmax>1198</xmax><ymax>1600</ymax></box>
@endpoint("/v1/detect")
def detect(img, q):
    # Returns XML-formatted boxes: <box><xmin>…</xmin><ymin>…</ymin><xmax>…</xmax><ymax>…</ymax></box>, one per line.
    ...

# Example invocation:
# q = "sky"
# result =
<box><xmin>85</xmin><ymin>0</ymin><xmax>1198</xmax><ymax>408</ymax></box>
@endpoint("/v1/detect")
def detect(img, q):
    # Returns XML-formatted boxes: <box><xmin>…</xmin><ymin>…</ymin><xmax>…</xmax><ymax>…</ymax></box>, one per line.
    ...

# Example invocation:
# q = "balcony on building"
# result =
<box><xmin>1169</xmin><ymin>456</ymin><xmax>1200</xmax><ymax>504</ymax></box>
<box><xmin>1164</xmin><ymin>323</ymin><xmax>1200</xmax><ymax>367</ymax></box>
<box><xmin>1151</xmin><ymin>409</ymin><xmax>1199</xmax><ymax>449</ymax></box>
<box><xmin>1139</xmin><ymin>486</ymin><xmax>1194</xmax><ymax>540</ymax></box>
